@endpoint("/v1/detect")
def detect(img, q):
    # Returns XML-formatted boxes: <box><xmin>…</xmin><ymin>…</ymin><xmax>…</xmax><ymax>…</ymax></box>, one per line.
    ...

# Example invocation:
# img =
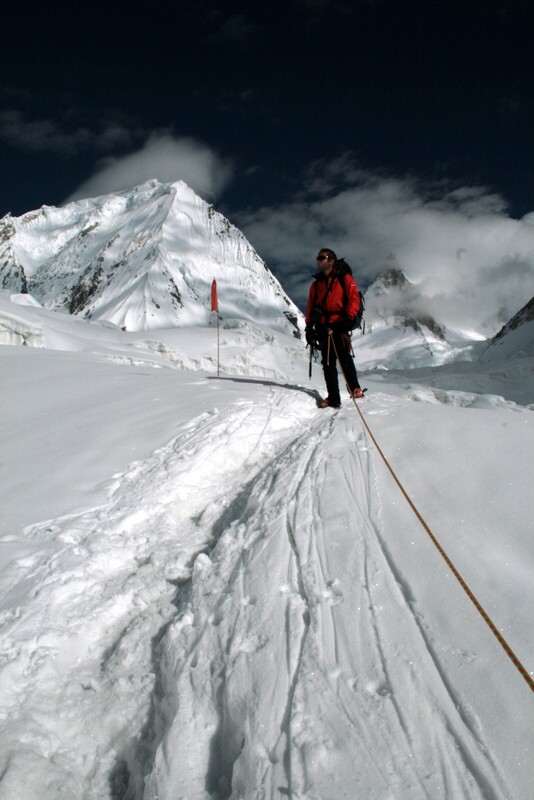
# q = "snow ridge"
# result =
<box><xmin>481</xmin><ymin>296</ymin><xmax>534</xmax><ymax>361</ymax></box>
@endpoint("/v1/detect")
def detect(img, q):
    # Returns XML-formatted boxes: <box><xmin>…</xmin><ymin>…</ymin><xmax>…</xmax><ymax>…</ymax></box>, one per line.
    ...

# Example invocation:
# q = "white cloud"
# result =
<box><xmin>236</xmin><ymin>163</ymin><xmax>534</xmax><ymax>334</ymax></box>
<box><xmin>66</xmin><ymin>134</ymin><xmax>234</xmax><ymax>202</ymax></box>
<box><xmin>0</xmin><ymin>106</ymin><xmax>232</xmax><ymax>202</ymax></box>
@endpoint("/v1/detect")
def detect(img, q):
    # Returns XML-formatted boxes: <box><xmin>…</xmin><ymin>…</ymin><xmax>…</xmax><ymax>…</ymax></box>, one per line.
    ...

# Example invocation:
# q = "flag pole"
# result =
<box><xmin>211</xmin><ymin>279</ymin><xmax>220</xmax><ymax>376</ymax></box>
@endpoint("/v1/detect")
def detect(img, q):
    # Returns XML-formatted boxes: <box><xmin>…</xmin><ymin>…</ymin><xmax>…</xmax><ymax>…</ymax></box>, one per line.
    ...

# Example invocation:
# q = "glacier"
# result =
<box><xmin>0</xmin><ymin>183</ymin><xmax>533</xmax><ymax>800</ymax></box>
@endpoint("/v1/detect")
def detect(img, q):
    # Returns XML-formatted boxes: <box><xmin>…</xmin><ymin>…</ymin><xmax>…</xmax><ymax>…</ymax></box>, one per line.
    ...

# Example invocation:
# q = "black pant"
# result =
<box><xmin>317</xmin><ymin>326</ymin><xmax>360</xmax><ymax>405</ymax></box>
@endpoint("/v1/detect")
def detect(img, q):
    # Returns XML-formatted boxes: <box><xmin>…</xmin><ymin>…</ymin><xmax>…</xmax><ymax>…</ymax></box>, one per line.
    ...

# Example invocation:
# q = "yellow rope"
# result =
<box><xmin>328</xmin><ymin>330</ymin><xmax>534</xmax><ymax>694</ymax></box>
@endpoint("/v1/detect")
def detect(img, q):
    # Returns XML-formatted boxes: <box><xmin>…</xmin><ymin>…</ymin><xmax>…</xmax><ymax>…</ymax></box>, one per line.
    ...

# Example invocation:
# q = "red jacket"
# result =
<box><xmin>305</xmin><ymin>267</ymin><xmax>360</xmax><ymax>326</ymax></box>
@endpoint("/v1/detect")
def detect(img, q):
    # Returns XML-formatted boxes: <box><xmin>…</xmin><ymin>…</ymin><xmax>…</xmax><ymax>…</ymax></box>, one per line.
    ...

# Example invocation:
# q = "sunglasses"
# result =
<box><xmin>316</xmin><ymin>254</ymin><xmax>328</xmax><ymax>262</ymax></box>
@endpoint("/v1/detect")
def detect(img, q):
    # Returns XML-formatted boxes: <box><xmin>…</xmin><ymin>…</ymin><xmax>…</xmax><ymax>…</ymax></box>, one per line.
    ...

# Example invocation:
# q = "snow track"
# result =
<box><xmin>0</xmin><ymin>385</ymin><xmax>517</xmax><ymax>799</ymax></box>
<box><xmin>0</xmin><ymin>388</ymin><xmax>314</xmax><ymax>799</ymax></box>
<box><xmin>141</xmin><ymin>408</ymin><xmax>509</xmax><ymax>800</ymax></box>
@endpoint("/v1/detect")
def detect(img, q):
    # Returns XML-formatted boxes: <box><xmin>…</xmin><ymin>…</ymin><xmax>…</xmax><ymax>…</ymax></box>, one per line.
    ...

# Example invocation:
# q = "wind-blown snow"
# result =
<box><xmin>0</xmin><ymin>292</ymin><xmax>532</xmax><ymax>800</ymax></box>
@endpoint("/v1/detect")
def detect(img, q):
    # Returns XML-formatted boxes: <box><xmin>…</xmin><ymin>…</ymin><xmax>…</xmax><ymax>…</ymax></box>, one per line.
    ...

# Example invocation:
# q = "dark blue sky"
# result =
<box><xmin>1</xmin><ymin>0</ymin><xmax>533</xmax><ymax>222</ymax></box>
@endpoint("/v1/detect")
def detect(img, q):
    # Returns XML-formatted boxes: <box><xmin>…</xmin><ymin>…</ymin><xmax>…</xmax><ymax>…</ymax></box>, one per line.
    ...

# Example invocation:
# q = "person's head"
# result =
<box><xmin>316</xmin><ymin>248</ymin><xmax>337</xmax><ymax>275</ymax></box>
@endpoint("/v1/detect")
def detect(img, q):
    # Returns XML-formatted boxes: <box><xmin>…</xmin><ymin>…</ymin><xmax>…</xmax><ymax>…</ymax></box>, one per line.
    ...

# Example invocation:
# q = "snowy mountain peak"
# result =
<box><xmin>365</xmin><ymin>268</ymin><xmax>444</xmax><ymax>339</ymax></box>
<box><xmin>369</xmin><ymin>267</ymin><xmax>412</xmax><ymax>293</ymax></box>
<box><xmin>0</xmin><ymin>180</ymin><xmax>302</xmax><ymax>335</ymax></box>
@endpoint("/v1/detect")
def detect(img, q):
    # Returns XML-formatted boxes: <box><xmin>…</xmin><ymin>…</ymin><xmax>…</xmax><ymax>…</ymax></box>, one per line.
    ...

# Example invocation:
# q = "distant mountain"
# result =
<box><xmin>366</xmin><ymin>267</ymin><xmax>411</xmax><ymax>292</ymax></box>
<box><xmin>481</xmin><ymin>297</ymin><xmax>534</xmax><ymax>361</ymax></box>
<box><xmin>0</xmin><ymin>180</ymin><xmax>301</xmax><ymax>336</ymax></box>
<box><xmin>364</xmin><ymin>267</ymin><xmax>445</xmax><ymax>340</ymax></box>
<box><xmin>351</xmin><ymin>267</ymin><xmax>485</xmax><ymax>369</ymax></box>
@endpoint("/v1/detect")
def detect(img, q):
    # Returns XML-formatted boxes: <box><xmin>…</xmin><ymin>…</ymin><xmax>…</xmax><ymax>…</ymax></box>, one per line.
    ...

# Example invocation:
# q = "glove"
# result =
<box><xmin>305</xmin><ymin>325</ymin><xmax>316</xmax><ymax>346</ymax></box>
<box><xmin>331</xmin><ymin>319</ymin><xmax>352</xmax><ymax>334</ymax></box>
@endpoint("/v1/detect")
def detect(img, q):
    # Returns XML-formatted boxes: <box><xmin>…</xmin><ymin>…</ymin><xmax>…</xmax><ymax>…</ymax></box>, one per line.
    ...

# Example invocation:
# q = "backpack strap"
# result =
<box><xmin>335</xmin><ymin>263</ymin><xmax>364</xmax><ymax>330</ymax></box>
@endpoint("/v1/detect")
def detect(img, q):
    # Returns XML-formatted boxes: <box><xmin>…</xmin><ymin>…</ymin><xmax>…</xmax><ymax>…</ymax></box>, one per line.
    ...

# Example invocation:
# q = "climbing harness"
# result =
<box><xmin>329</xmin><ymin>331</ymin><xmax>534</xmax><ymax>694</ymax></box>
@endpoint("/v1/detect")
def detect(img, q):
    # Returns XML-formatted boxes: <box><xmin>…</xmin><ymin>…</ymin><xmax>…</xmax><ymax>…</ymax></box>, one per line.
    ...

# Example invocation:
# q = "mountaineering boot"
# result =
<box><xmin>319</xmin><ymin>397</ymin><xmax>341</xmax><ymax>409</ymax></box>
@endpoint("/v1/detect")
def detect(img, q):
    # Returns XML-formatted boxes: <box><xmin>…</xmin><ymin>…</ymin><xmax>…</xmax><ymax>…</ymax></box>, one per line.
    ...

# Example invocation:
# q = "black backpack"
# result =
<box><xmin>335</xmin><ymin>259</ymin><xmax>365</xmax><ymax>332</ymax></box>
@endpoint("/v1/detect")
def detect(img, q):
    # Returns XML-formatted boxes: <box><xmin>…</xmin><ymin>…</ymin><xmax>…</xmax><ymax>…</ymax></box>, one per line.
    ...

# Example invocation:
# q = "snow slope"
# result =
<box><xmin>481</xmin><ymin>297</ymin><xmax>534</xmax><ymax>363</ymax></box>
<box><xmin>0</xmin><ymin>295</ymin><xmax>533</xmax><ymax>800</ymax></box>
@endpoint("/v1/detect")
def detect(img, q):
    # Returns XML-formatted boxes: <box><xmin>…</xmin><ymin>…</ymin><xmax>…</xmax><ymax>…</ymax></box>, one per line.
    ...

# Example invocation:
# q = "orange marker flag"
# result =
<box><xmin>211</xmin><ymin>279</ymin><xmax>220</xmax><ymax>376</ymax></box>
<box><xmin>211</xmin><ymin>279</ymin><xmax>218</xmax><ymax>312</ymax></box>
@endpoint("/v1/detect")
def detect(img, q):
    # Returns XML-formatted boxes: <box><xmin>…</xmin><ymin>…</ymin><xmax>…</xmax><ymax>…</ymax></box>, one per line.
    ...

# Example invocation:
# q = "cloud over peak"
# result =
<box><xmin>236</xmin><ymin>158</ymin><xmax>534</xmax><ymax>334</ymax></box>
<box><xmin>65</xmin><ymin>135</ymin><xmax>234</xmax><ymax>203</ymax></box>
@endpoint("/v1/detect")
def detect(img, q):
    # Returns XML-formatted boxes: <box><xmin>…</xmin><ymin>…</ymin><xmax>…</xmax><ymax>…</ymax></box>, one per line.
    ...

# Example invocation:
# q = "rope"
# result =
<box><xmin>327</xmin><ymin>330</ymin><xmax>534</xmax><ymax>694</ymax></box>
